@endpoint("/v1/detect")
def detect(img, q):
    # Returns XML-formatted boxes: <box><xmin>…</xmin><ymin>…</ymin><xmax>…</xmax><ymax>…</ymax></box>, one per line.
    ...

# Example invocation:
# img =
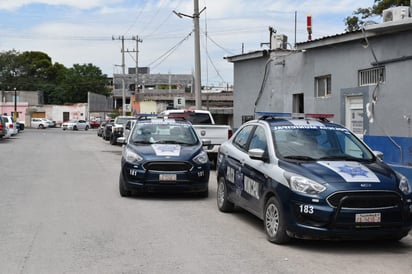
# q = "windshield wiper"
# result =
<box><xmin>132</xmin><ymin>140</ymin><xmax>152</xmax><ymax>144</ymax></box>
<box><xmin>283</xmin><ymin>155</ymin><xmax>316</xmax><ymax>161</ymax></box>
<box><xmin>158</xmin><ymin>140</ymin><xmax>181</xmax><ymax>144</ymax></box>
<box><xmin>318</xmin><ymin>155</ymin><xmax>364</xmax><ymax>161</ymax></box>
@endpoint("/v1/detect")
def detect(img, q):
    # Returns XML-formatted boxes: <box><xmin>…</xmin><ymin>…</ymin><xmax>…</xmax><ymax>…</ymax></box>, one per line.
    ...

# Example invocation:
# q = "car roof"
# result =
<box><xmin>248</xmin><ymin>113</ymin><xmax>346</xmax><ymax>129</ymax></box>
<box><xmin>137</xmin><ymin>118</ymin><xmax>191</xmax><ymax>125</ymax></box>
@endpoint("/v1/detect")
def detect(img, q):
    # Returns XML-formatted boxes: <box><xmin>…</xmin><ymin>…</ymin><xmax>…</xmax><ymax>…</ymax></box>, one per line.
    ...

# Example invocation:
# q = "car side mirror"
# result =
<box><xmin>373</xmin><ymin>150</ymin><xmax>384</xmax><ymax>160</ymax></box>
<box><xmin>248</xmin><ymin>148</ymin><xmax>268</xmax><ymax>162</ymax></box>
<box><xmin>202</xmin><ymin>139</ymin><xmax>211</xmax><ymax>146</ymax></box>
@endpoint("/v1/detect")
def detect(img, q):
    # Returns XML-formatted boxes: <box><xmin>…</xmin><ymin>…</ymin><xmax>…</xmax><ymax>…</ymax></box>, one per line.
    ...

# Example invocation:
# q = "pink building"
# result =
<box><xmin>0</xmin><ymin>102</ymin><xmax>28</xmax><ymax>124</ymax></box>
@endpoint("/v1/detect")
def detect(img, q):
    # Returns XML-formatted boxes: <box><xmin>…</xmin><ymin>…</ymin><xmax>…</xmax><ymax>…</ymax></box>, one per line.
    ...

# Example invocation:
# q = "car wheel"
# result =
<box><xmin>264</xmin><ymin>196</ymin><xmax>290</xmax><ymax>244</ymax></box>
<box><xmin>73</xmin><ymin>126</ymin><xmax>78</xmax><ymax>131</ymax></box>
<box><xmin>119</xmin><ymin>173</ymin><xmax>131</xmax><ymax>197</ymax></box>
<box><xmin>217</xmin><ymin>176</ymin><xmax>235</xmax><ymax>212</ymax></box>
<box><xmin>38</xmin><ymin>124</ymin><xmax>44</xmax><ymax>129</ymax></box>
<box><xmin>85</xmin><ymin>126</ymin><xmax>89</xmax><ymax>131</ymax></box>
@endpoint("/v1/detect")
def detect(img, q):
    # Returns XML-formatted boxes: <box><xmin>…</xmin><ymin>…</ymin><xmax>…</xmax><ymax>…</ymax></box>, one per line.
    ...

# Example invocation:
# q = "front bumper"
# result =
<box><xmin>284</xmin><ymin>191</ymin><xmax>412</xmax><ymax>240</ymax></box>
<box><xmin>121</xmin><ymin>161</ymin><xmax>210</xmax><ymax>193</ymax></box>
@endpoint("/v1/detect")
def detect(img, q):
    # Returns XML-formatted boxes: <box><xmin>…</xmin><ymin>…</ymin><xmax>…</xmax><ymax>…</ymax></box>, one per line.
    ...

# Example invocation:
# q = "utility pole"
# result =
<box><xmin>174</xmin><ymin>0</ymin><xmax>206</xmax><ymax>109</ymax></box>
<box><xmin>112</xmin><ymin>35</ymin><xmax>141</xmax><ymax>115</ymax></box>
<box><xmin>133</xmin><ymin>35</ymin><xmax>143</xmax><ymax>97</ymax></box>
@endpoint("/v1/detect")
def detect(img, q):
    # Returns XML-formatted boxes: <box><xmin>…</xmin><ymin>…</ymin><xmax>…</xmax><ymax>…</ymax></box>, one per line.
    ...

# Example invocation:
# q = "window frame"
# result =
<box><xmin>315</xmin><ymin>75</ymin><xmax>332</xmax><ymax>98</ymax></box>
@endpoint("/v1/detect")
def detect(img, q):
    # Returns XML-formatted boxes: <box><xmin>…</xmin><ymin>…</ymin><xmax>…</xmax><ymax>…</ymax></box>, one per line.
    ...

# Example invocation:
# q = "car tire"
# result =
<box><xmin>38</xmin><ymin>124</ymin><xmax>44</xmax><ymax>129</ymax></box>
<box><xmin>217</xmin><ymin>176</ymin><xmax>235</xmax><ymax>212</ymax></box>
<box><xmin>85</xmin><ymin>126</ymin><xmax>89</xmax><ymax>131</ymax></box>
<box><xmin>119</xmin><ymin>173</ymin><xmax>132</xmax><ymax>197</ymax></box>
<box><xmin>264</xmin><ymin>196</ymin><xmax>290</xmax><ymax>244</ymax></box>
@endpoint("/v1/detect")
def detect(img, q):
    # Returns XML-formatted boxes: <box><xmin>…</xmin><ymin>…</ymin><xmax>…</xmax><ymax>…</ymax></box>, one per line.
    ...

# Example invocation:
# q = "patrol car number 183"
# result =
<box><xmin>216</xmin><ymin>113</ymin><xmax>412</xmax><ymax>244</ymax></box>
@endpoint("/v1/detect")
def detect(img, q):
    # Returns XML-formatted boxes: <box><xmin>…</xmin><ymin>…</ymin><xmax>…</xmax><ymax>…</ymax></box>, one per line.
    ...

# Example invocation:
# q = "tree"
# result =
<box><xmin>344</xmin><ymin>0</ymin><xmax>411</xmax><ymax>31</ymax></box>
<box><xmin>0</xmin><ymin>50</ymin><xmax>111</xmax><ymax>105</ymax></box>
<box><xmin>59</xmin><ymin>63</ymin><xmax>111</xmax><ymax>104</ymax></box>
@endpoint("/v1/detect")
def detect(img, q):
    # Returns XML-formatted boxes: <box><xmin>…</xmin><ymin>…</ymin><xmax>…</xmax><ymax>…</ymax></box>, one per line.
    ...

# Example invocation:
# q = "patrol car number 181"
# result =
<box><xmin>216</xmin><ymin>113</ymin><xmax>412</xmax><ymax>244</ymax></box>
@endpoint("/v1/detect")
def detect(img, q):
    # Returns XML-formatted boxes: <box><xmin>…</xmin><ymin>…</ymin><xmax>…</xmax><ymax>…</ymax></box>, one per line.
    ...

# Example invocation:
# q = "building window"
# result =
<box><xmin>315</xmin><ymin>75</ymin><xmax>331</xmax><ymax>97</ymax></box>
<box><xmin>359</xmin><ymin>66</ymin><xmax>385</xmax><ymax>86</ymax></box>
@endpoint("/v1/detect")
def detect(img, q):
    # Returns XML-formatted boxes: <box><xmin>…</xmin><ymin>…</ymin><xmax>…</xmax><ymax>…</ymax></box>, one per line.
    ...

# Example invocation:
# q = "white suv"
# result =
<box><xmin>3</xmin><ymin>116</ymin><xmax>18</xmax><ymax>135</ymax></box>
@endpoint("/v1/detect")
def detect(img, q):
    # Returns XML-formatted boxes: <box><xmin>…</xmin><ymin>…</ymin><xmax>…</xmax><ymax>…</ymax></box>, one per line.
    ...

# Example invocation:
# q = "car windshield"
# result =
<box><xmin>272</xmin><ymin>125</ymin><xmax>374</xmax><ymax>161</ymax></box>
<box><xmin>116</xmin><ymin>117</ymin><xmax>137</xmax><ymax>125</ymax></box>
<box><xmin>130</xmin><ymin>121</ymin><xmax>198</xmax><ymax>145</ymax></box>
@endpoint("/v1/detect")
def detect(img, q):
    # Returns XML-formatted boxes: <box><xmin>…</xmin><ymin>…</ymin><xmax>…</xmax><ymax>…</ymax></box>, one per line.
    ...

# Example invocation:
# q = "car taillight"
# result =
<box><xmin>9</xmin><ymin>124</ymin><xmax>13</xmax><ymax>128</ymax></box>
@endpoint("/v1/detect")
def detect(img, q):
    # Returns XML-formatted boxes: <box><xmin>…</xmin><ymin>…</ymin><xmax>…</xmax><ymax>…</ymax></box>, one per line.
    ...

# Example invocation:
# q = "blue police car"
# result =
<box><xmin>216</xmin><ymin>113</ymin><xmax>412</xmax><ymax>244</ymax></box>
<box><xmin>119</xmin><ymin>118</ymin><xmax>210</xmax><ymax>197</ymax></box>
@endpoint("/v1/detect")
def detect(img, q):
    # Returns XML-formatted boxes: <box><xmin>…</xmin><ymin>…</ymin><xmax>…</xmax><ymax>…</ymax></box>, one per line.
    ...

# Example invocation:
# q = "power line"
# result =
<box><xmin>146</xmin><ymin>31</ymin><xmax>193</xmax><ymax>69</ymax></box>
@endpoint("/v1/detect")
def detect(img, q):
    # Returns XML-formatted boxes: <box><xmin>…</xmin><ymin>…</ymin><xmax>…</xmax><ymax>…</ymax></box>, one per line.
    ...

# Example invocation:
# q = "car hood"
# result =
<box><xmin>128</xmin><ymin>143</ymin><xmax>203</xmax><ymax>161</ymax></box>
<box><xmin>279</xmin><ymin>160</ymin><xmax>398</xmax><ymax>189</ymax></box>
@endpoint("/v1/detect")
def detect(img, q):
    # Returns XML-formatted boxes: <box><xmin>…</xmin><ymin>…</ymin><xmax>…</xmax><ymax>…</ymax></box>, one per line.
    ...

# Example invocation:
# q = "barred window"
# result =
<box><xmin>315</xmin><ymin>75</ymin><xmax>331</xmax><ymax>97</ymax></box>
<box><xmin>359</xmin><ymin>66</ymin><xmax>385</xmax><ymax>86</ymax></box>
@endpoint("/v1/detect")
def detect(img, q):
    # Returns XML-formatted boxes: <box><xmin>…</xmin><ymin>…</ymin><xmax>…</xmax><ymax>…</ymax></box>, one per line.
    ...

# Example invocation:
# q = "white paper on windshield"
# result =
<box><xmin>152</xmin><ymin>144</ymin><xmax>181</xmax><ymax>156</ymax></box>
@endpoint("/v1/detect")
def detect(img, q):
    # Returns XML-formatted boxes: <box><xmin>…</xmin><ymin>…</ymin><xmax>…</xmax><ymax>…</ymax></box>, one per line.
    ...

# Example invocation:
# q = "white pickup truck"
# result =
<box><xmin>159</xmin><ymin>109</ymin><xmax>232</xmax><ymax>165</ymax></box>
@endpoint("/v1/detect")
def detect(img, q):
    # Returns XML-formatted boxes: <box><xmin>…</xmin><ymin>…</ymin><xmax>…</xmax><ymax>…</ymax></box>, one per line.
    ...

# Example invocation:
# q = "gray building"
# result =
<box><xmin>225</xmin><ymin>6</ymin><xmax>412</xmax><ymax>177</ymax></box>
<box><xmin>112</xmin><ymin>68</ymin><xmax>193</xmax><ymax>110</ymax></box>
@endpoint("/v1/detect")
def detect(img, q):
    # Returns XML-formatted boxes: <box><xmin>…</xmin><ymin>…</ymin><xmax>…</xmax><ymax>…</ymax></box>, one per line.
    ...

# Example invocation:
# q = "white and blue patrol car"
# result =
<box><xmin>216</xmin><ymin>113</ymin><xmax>412</xmax><ymax>244</ymax></box>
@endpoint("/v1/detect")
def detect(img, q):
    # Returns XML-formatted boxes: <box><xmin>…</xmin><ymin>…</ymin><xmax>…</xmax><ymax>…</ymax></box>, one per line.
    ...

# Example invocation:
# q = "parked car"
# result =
<box><xmin>119</xmin><ymin>118</ymin><xmax>210</xmax><ymax>197</ymax></box>
<box><xmin>216</xmin><ymin>112</ymin><xmax>412</xmax><ymax>244</ymax></box>
<box><xmin>159</xmin><ymin>109</ymin><xmax>232</xmax><ymax>166</ymax></box>
<box><xmin>62</xmin><ymin>119</ymin><xmax>90</xmax><ymax>131</ymax></box>
<box><xmin>109</xmin><ymin>116</ymin><xmax>139</xmax><ymax>145</ymax></box>
<box><xmin>3</xmin><ymin>116</ymin><xmax>18</xmax><ymax>136</ymax></box>
<box><xmin>89</xmin><ymin>118</ymin><xmax>101</xmax><ymax>129</ymax></box>
<box><xmin>0</xmin><ymin>116</ymin><xmax>7</xmax><ymax>139</ymax></box>
<box><xmin>31</xmin><ymin>118</ymin><xmax>49</xmax><ymax>129</ymax></box>
<box><xmin>42</xmin><ymin>118</ymin><xmax>56</xmax><ymax>128</ymax></box>
<box><xmin>97</xmin><ymin>121</ymin><xmax>108</xmax><ymax>137</ymax></box>
<box><xmin>101</xmin><ymin>120</ymin><xmax>114</xmax><ymax>140</ymax></box>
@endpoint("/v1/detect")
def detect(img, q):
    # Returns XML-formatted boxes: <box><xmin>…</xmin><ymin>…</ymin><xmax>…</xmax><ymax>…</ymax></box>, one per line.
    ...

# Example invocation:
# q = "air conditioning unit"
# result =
<box><xmin>271</xmin><ymin>34</ymin><xmax>288</xmax><ymax>50</ymax></box>
<box><xmin>383</xmin><ymin>6</ymin><xmax>410</xmax><ymax>22</ymax></box>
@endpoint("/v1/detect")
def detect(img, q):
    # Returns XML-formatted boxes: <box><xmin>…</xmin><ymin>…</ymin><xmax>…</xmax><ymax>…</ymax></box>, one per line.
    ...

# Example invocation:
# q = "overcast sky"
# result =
<box><xmin>0</xmin><ymin>0</ymin><xmax>379</xmax><ymax>86</ymax></box>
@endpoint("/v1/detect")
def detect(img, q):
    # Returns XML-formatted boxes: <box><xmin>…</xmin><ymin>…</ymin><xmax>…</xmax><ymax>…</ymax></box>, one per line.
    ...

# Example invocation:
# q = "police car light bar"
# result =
<box><xmin>256</xmin><ymin>112</ymin><xmax>292</xmax><ymax>120</ymax></box>
<box><xmin>305</xmin><ymin>113</ymin><xmax>334</xmax><ymax>121</ymax></box>
<box><xmin>305</xmin><ymin>113</ymin><xmax>334</xmax><ymax>119</ymax></box>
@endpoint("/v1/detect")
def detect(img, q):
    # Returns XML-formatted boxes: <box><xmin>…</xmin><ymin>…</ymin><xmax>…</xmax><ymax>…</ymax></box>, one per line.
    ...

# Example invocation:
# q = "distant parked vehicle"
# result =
<box><xmin>89</xmin><ymin>118</ymin><xmax>101</xmax><ymax>129</ymax></box>
<box><xmin>3</xmin><ymin>116</ymin><xmax>19</xmax><ymax>135</ymax></box>
<box><xmin>102</xmin><ymin>120</ymin><xmax>114</xmax><ymax>140</ymax></box>
<box><xmin>62</xmin><ymin>119</ymin><xmax>90</xmax><ymax>131</ymax></box>
<box><xmin>42</xmin><ymin>118</ymin><xmax>56</xmax><ymax>128</ymax></box>
<box><xmin>0</xmin><ymin>116</ymin><xmax>7</xmax><ymax>139</ymax></box>
<box><xmin>31</xmin><ymin>118</ymin><xmax>49</xmax><ymax>129</ymax></box>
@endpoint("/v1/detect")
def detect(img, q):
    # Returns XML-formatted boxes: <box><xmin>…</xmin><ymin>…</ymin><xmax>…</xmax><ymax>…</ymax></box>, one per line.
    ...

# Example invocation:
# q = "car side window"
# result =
<box><xmin>233</xmin><ymin>125</ymin><xmax>254</xmax><ymax>151</ymax></box>
<box><xmin>249</xmin><ymin>126</ymin><xmax>267</xmax><ymax>151</ymax></box>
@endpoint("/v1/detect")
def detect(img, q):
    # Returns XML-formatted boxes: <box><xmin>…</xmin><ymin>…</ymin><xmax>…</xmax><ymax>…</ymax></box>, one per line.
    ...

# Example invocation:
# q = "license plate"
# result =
<box><xmin>355</xmin><ymin>213</ymin><xmax>381</xmax><ymax>223</ymax></box>
<box><xmin>159</xmin><ymin>174</ymin><xmax>176</xmax><ymax>181</ymax></box>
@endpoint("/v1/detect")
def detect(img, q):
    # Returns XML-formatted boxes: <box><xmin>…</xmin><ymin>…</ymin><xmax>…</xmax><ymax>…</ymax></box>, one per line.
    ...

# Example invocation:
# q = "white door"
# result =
<box><xmin>345</xmin><ymin>96</ymin><xmax>364</xmax><ymax>139</ymax></box>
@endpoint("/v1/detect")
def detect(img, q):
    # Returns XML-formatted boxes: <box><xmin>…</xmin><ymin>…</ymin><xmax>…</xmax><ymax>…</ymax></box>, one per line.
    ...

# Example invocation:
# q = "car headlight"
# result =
<box><xmin>193</xmin><ymin>151</ymin><xmax>209</xmax><ymax>165</ymax></box>
<box><xmin>288</xmin><ymin>175</ymin><xmax>326</xmax><ymax>195</ymax></box>
<box><xmin>399</xmin><ymin>175</ymin><xmax>411</xmax><ymax>195</ymax></box>
<box><xmin>122</xmin><ymin>147</ymin><xmax>143</xmax><ymax>163</ymax></box>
